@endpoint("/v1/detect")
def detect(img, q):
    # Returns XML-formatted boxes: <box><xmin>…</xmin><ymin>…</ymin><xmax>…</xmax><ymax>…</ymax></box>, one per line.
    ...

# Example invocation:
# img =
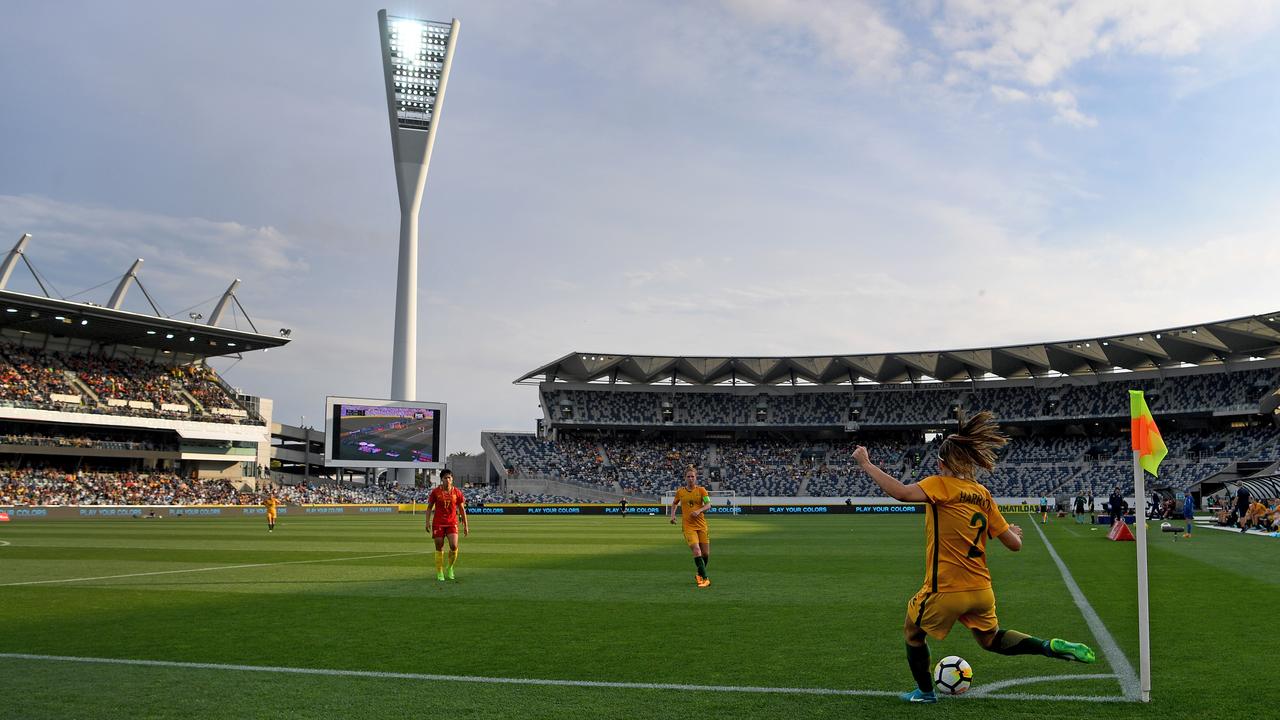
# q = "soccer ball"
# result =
<box><xmin>932</xmin><ymin>655</ymin><xmax>973</xmax><ymax>695</ymax></box>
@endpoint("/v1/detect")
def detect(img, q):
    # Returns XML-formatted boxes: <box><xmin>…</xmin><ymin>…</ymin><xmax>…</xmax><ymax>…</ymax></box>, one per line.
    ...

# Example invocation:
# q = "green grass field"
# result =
<box><xmin>0</xmin><ymin>513</ymin><xmax>1273</xmax><ymax>718</ymax></box>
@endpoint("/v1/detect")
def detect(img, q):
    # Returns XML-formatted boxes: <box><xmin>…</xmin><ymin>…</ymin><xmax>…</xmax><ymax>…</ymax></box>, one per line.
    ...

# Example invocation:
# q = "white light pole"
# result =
<box><xmin>377</xmin><ymin>10</ymin><xmax>459</xmax><ymax>402</ymax></box>
<box><xmin>377</xmin><ymin>10</ymin><xmax>459</xmax><ymax>484</ymax></box>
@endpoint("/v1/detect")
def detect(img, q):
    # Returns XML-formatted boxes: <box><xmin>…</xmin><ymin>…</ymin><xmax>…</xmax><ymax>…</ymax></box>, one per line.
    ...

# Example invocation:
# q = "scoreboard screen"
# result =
<box><xmin>323</xmin><ymin>396</ymin><xmax>447</xmax><ymax>469</ymax></box>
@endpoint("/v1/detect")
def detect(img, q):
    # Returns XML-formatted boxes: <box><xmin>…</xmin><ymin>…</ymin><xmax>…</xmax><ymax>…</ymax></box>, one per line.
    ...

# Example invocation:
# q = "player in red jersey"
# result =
<box><xmin>427</xmin><ymin>469</ymin><xmax>468</xmax><ymax>581</ymax></box>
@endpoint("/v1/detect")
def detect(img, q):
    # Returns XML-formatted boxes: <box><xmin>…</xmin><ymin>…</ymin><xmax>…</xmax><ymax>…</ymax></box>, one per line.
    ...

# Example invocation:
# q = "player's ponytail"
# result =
<box><xmin>938</xmin><ymin>410</ymin><xmax>1008</xmax><ymax>479</ymax></box>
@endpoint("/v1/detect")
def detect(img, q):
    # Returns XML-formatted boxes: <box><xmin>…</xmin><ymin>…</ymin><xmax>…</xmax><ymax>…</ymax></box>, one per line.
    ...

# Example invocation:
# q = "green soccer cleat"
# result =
<box><xmin>899</xmin><ymin>688</ymin><xmax>937</xmax><ymax>704</ymax></box>
<box><xmin>436</xmin><ymin>571</ymin><xmax>446</xmax><ymax>582</ymax></box>
<box><xmin>446</xmin><ymin>567</ymin><xmax>455</xmax><ymax>581</ymax></box>
<box><xmin>1049</xmin><ymin>638</ymin><xmax>1096</xmax><ymax>663</ymax></box>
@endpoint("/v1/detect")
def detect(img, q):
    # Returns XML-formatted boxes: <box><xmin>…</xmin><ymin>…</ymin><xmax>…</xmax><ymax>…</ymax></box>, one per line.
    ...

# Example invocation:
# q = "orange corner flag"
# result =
<box><xmin>1129</xmin><ymin>390</ymin><xmax>1167</xmax><ymax>477</ymax></box>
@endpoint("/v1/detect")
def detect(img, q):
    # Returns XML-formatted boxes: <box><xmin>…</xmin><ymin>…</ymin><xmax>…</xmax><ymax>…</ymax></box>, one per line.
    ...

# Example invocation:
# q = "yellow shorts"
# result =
<box><xmin>267</xmin><ymin>513</ymin><xmax>277</xmax><ymax>521</ymax></box>
<box><xmin>681</xmin><ymin>527</ymin><xmax>709</xmax><ymax>546</ymax></box>
<box><xmin>906</xmin><ymin>587</ymin><xmax>999</xmax><ymax>640</ymax></box>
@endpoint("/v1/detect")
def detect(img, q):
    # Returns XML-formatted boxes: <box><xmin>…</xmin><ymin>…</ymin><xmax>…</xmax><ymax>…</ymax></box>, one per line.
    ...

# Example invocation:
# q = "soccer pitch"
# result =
<box><xmin>0</xmin><ymin>514</ymin><xmax>1273</xmax><ymax>718</ymax></box>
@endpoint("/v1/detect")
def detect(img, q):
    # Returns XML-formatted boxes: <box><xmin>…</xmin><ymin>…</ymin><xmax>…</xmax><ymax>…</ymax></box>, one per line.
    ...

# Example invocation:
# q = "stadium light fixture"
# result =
<box><xmin>165</xmin><ymin>333</ymin><xmax>174</xmax><ymax>339</ymax></box>
<box><xmin>146</xmin><ymin>330</ymin><xmax>157</xmax><ymax>335</ymax></box>
<box><xmin>376</xmin><ymin>9</ymin><xmax>459</xmax><ymax>408</ymax></box>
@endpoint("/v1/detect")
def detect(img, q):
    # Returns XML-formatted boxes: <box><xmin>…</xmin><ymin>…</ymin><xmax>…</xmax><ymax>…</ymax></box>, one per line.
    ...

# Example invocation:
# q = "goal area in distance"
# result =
<box><xmin>707</xmin><ymin>490</ymin><xmax>740</xmax><ymax>515</ymax></box>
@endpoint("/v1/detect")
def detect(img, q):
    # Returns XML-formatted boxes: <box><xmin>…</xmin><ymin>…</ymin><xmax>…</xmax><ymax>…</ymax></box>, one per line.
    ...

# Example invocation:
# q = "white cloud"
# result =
<box><xmin>724</xmin><ymin>0</ymin><xmax>909</xmax><ymax>81</ymax></box>
<box><xmin>0</xmin><ymin>195</ymin><xmax>305</xmax><ymax>298</ymax></box>
<box><xmin>990</xmin><ymin>84</ymin><xmax>1031</xmax><ymax>102</ymax></box>
<box><xmin>927</xmin><ymin>0</ymin><xmax>1280</xmax><ymax>124</ymax></box>
<box><xmin>1040</xmin><ymin>88</ymin><xmax>1096</xmax><ymax>127</ymax></box>
<box><xmin>714</xmin><ymin>0</ymin><xmax>1279</xmax><ymax>127</ymax></box>
<box><xmin>934</xmin><ymin>0</ymin><xmax>1275</xmax><ymax>87</ymax></box>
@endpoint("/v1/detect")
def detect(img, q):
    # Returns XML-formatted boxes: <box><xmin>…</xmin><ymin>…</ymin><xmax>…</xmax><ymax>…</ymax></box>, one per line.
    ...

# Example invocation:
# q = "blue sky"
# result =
<box><xmin>2</xmin><ymin>0</ymin><xmax>1279</xmax><ymax>451</ymax></box>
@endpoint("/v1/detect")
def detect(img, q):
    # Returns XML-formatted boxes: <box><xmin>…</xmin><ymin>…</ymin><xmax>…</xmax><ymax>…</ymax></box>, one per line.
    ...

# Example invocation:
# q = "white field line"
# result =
<box><xmin>0</xmin><ymin>551</ymin><xmax>427</xmax><ymax>587</ymax></box>
<box><xmin>1028</xmin><ymin>516</ymin><xmax>1140</xmax><ymax>701</ymax></box>
<box><xmin>0</xmin><ymin>540</ymin><xmax>10</xmax><ymax>547</ymax></box>
<box><xmin>0</xmin><ymin>653</ymin><xmax>1127</xmax><ymax>702</ymax></box>
<box><xmin>967</xmin><ymin>672</ymin><xmax>1118</xmax><ymax>697</ymax></box>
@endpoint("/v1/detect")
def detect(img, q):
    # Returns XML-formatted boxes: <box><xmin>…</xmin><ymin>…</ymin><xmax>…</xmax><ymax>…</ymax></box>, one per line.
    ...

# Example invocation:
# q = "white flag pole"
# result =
<box><xmin>1132</xmin><ymin>448</ymin><xmax>1152</xmax><ymax>702</ymax></box>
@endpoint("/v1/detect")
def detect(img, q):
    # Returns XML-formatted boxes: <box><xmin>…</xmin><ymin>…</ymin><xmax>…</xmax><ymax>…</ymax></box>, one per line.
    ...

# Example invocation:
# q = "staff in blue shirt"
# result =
<box><xmin>1182</xmin><ymin>493</ymin><xmax>1195</xmax><ymax>538</ymax></box>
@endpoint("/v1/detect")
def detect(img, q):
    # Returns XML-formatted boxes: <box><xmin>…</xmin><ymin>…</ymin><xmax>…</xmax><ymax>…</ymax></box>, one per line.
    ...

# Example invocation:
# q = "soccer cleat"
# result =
<box><xmin>446</xmin><ymin>567</ymin><xmax>455</xmax><ymax>581</ymax></box>
<box><xmin>1049</xmin><ymin>638</ymin><xmax>1096</xmax><ymax>663</ymax></box>
<box><xmin>436</xmin><ymin>571</ymin><xmax>446</xmax><ymax>582</ymax></box>
<box><xmin>899</xmin><ymin>689</ymin><xmax>937</xmax><ymax>704</ymax></box>
<box><xmin>696</xmin><ymin>577</ymin><xmax>711</xmax><ymax>588</ymax></box>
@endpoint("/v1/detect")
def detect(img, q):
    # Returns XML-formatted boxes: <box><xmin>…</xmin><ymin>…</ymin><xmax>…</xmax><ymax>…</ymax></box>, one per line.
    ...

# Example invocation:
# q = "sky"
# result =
<box><xmin>2</xmin><ymin>0</ymin><xmax>1279</xmax><ymax>452</ymax></box>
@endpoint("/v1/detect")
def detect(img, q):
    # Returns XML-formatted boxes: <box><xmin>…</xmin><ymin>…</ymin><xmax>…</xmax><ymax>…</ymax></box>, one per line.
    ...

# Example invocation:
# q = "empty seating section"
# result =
<box><xmin>0</xmin><ymin>340</ymin><xmax>253</xmax><ymax>423</ymax></box>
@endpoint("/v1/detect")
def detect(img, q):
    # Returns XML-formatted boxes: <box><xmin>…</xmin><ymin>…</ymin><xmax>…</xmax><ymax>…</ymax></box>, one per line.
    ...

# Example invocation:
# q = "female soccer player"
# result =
<box><xmin>668</xmin><ymin>465</ymin><xmax>711</xmax><ymax>588</ymax></box>
<box><xmin>263</xmin><ymin>493</ymin><xmax>283</xmax><ymax>533</ymax></box>
<box><xmin>854</xmin><ymin>411</ymin><xmax>1096</xmax><ymax>704</ymax></box>
<box><xmin>427</xmin><ymin>469</ymin><xmax>469</xmax><ymax>581</ymax></box>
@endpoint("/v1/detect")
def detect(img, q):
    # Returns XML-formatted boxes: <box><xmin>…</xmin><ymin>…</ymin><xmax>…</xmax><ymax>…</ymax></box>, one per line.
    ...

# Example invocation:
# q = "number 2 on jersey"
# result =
<box><xmin>966</xmin><ymin>511</ymin><xmax>988</xmax><ymax>558</ymax></box>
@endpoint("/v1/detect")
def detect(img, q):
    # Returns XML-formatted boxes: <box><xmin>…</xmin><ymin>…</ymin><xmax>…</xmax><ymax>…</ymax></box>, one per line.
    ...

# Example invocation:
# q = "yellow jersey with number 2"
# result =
<box><xmin>916</xmin><ymin>475</ymin><xmax>1009</xmax><ymax>594</ymax></box>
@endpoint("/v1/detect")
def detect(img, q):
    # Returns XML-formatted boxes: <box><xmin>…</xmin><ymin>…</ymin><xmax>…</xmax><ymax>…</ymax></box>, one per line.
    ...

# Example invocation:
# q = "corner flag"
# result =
<box><xmin>1129</xmin><ymin>390</ymin><xmax>1167</xmax><ymax>477</ymax></box>
<box><xmin>1128</xmin><ymin>389</ymin><xmax>1163</xmax><ymax>703</ymax></box>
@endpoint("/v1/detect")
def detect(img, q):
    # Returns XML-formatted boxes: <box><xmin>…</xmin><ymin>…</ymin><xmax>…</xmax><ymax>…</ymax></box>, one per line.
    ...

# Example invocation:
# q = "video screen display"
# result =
<box><xmin>324</xmin><ymin>397</ymin><xmax>446</xmax><ymax>469</ymax></box>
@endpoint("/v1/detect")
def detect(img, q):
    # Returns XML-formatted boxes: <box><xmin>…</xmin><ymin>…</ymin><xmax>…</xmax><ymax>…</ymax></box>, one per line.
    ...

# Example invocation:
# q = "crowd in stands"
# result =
<box><xmin>541</xmin><ymin>367</ymin><xmax>1280</xmax><ymax>428</ymax></box>
<box><xmin>490</xmin><ymin>424</ymin><xmax>1280</xmax><ymax>499</ymax></box>
<box><xmin>0</xmin><ymin>469</ymin><xmax>244</xmax><ymax>506</ymax></box>
<box><xmin>0</xmin><ymin>340</ymin><xmax>253</xmax><ymax>424</ymax></box>
<box><xmin>1</xmin><ymin>346</ymin><xmax>74</xmax><ymax>403</ymax></box>
<box><xmin>0</xmin><ymin>432</ymin><xmax>172</xmax><ymax>452</ymax></box>
<box><xmin>0</xmin><ymin>468</ymin><xmax>585</xmax><ymax>506</ymax></box>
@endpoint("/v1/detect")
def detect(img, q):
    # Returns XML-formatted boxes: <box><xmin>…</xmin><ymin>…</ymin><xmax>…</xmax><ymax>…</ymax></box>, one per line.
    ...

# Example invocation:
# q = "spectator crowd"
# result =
<box><xmin>0</xmin><ymin>341</ymin><xmax>255</xmax><ymax>424</ymax></box>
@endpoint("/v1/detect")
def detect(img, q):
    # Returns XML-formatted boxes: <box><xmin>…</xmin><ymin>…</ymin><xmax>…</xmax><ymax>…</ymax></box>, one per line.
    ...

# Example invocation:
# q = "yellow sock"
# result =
<box><xmin>434</xmin><ymin>551</ymin><xmax>444</xmax><ymax>573</ymax></box>
<box><xmin>448</xmin><ymin>548</ymin><xmax>459</xmax><ymax>568</ymax></box>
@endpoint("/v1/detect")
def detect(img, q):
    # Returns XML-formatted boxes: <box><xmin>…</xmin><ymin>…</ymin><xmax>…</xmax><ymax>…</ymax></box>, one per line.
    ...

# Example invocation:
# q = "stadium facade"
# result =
<box><xmin>0</xmin><ymin>237</ymin><xmax>290</xmax><ymax>486</ymax></box>
<box><xmin>484</xmin><ymin>312</ymin><xmax>1280</xmax><ymax>504</ymax></box>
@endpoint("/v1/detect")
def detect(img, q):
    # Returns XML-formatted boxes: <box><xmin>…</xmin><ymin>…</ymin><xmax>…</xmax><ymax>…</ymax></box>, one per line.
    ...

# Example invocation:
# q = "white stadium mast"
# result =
<box><xmin>376</xmin><ymin>10</ymin><xmax>459</xmax><ymax>483</ymax></box>
<box><xmin>376</xmin><ymin>9</ymin><xmax>460</xmax><ymax>403</ymax></box>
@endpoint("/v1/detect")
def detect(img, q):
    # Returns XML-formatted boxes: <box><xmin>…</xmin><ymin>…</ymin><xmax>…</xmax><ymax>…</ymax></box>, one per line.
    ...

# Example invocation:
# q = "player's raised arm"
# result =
<box><xmin>854</xmin><ymin>446</ymin><xmax>927</xmax><ymax>503</ymax></box>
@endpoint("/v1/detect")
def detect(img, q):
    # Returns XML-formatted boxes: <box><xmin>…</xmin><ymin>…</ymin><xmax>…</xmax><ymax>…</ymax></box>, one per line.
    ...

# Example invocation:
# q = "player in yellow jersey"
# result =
<box><xmin>668</xmin><ymin>465</ymin><xmax>711</xmax><ymax>588</ymax></box>
<box><xmin>263</xmin><ymin>494</ymin><xmax>283</xmax><ymax>533</ymax></box>
<box><xmin>854</xmin><ymin>411</ymin><xmax>1096</xmax><ymax>704</ymax></box>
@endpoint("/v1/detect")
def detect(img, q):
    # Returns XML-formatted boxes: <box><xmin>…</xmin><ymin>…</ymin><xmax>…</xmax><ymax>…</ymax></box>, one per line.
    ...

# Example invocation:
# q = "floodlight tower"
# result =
<box><xmin>376</xmin><ymin>10</ymin><xmax>460</xmax><ymax>405</ymax></box>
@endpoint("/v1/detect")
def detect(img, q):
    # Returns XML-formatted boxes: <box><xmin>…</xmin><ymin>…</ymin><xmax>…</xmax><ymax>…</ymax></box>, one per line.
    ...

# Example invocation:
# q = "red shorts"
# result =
<box><xmin>431</xmin><ymin>524</ymin><xmax>458</xmax><ymax>539</ymax></box>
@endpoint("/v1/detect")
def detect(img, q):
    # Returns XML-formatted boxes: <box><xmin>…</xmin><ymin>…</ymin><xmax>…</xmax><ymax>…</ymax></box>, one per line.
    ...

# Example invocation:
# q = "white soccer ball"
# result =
<box><xmin>932</xmin><ymin>655</ymin><xmax>973</xmax><ymax>695</ymax></box>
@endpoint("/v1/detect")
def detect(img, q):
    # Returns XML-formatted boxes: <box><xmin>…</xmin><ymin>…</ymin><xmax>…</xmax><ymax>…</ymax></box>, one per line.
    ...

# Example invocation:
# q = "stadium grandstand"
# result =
<box><xmin>0</xmin><ymin>233</ymin><xmax>293</xmax><ymax>501</ymax></box>
<box><xmin>484</xmin><ymin>312</ymin><xmax>1280</xmax><ymax>506</ymax></box>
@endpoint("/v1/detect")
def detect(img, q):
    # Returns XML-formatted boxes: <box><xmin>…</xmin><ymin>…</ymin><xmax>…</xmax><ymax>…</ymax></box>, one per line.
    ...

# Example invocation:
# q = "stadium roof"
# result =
<box><xmin>0</xmin><ymin>289</ymin><xmax>290</xmax><ymax>359</ymax></box>
<box><xmin>518</xmin><ymin>311</ymin><xmax>1280</xmax><ymax>386</ymax></box>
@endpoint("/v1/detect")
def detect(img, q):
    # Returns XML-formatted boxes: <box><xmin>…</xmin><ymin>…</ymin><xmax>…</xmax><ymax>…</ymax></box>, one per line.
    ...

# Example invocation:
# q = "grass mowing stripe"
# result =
<box><xmin>0</xmin><ymin>653</ymin><xmax>1126</xmax><ymax>702</ymax></box>
<box><xmin>0</xmin><ymin>550</ymin><xmax>427</xmax><ymax>587</ymax></box>
<box><xmin>1027</xmin><ymin>516</ymin><xmax>1139</xmax><ymax>701</ymax></box>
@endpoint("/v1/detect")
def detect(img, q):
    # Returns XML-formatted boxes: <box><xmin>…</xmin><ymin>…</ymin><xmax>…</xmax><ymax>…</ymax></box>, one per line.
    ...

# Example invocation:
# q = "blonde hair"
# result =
<box><xmin>938</xmin><ymin>410</ymin><xmax>1008</xmax><ymax>480</ymax></box>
